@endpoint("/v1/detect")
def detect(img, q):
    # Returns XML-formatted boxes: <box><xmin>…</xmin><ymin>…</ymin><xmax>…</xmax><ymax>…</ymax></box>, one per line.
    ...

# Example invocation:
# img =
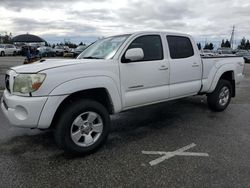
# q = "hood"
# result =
<box><xmin>11</xmin><ymin>58</ymin><xmax>100</xmax><ymax>73</ymax></box>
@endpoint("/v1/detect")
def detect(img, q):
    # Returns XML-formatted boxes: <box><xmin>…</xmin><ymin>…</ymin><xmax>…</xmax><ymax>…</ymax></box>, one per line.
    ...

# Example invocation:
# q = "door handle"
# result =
<box><xmin>159</xmin><ymin>67</ymin><xmax>169</xmax><ymax>70</ymax></box>
<box><xmin>159</xmin><ymin>65</ymin><xmax>168</xmax><ymax>70</ymax></box>
<box><xmin>192</xmin><ymin>63</ymin><xmax>199</xmax><ymax>67</ymax></box>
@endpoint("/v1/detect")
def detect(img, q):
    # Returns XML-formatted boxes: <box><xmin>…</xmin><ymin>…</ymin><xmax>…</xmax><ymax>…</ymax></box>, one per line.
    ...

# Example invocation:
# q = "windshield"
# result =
<box><xmin>55</xmin><ymin>46</ymin><xmax>63</xmax><ymax>49</ymax></box>
<box><xmin>78</xmin><ymin>34</ymin><xmax>130</xmax><ymax>59</ymax></box>
<box><xmin>76</xmin><ymin>45</ymin><xmax>87</xmax><ymax>50</ymax></box>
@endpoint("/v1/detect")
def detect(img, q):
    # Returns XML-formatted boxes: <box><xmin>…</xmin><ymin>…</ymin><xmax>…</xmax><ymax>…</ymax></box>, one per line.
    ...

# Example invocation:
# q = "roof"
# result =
<box><xmin>12</xmin><ymin>34</ymin><xmax>46</xmax><ymax>43</ymax></box>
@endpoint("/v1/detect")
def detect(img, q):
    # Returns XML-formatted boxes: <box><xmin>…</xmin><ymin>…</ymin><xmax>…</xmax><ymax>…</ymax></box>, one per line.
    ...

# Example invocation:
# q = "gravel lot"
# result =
<box><xmin>0</xmin><ymin>57</ymin><xmax>250</xmax><ymax>188</ymax></box>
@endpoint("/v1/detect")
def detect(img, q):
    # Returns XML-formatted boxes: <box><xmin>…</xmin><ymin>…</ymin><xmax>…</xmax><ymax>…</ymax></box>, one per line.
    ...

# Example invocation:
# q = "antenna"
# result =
<box><xmin>230</xmin><ymin>25</ymin><xmax>235</xmax><ymax>49</ymax></box>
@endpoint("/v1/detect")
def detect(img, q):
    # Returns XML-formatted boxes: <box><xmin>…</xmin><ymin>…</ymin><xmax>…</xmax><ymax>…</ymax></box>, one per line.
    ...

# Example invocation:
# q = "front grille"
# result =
<box><xmin>5</xmin><ymin>74</ymin><xmax>10</xmax><ymax>93</ymax></box>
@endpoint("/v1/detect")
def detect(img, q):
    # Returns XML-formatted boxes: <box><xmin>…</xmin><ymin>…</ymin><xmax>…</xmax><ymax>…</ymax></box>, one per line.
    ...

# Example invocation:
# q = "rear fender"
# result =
<box><xmin>207</xmin><ymin>64</ymin><xmax>236</xmax><ymax>93</ymax></box>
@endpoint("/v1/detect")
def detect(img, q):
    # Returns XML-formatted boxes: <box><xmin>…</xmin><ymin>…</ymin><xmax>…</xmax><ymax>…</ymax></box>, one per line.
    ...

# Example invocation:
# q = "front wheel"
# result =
<box><xmin>207</xmin><ymin>79</ymin><xmax>232</xmax><ymax>112</ymax></box>
<box><xmin>54</xmin><ymin>99</ymin><xmax>110</xmax><ymax>155</ymax></box>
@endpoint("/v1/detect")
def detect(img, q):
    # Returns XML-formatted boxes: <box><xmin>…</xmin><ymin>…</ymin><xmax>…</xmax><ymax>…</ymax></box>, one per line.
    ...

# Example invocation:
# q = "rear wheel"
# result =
<box><xmin>13</xmin><ymin>51</ymin><xmax>16</xmax><ymax>56</ymax></box>
<box><xmin>207</xmin><ymin>79</ymin><xmax>232</xmax><ymax>112</ymax></box>
<box><xmin>1</xmin><ymin>51</ymin><xmax>5</xmax><ymax>56</ymax></box>
<box><xmin>54</xmin><ymin>99</ymin><xmax>110</xmax><ymax>155</ymax></box>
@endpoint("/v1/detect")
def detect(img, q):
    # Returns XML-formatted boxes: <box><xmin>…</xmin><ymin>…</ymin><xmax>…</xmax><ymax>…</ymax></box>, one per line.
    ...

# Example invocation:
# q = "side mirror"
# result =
<box><xmin>125</xmin><ymin>48</ymin><xmax>144</xmax><ymax>62</ymax></box>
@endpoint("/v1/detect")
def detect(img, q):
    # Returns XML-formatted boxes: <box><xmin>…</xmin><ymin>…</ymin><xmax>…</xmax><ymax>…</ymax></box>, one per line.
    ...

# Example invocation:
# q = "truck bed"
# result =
<box><xmin>201</xmin><ymin>55</ymin><xmax>244</xmax><ymax>93</ymax></box>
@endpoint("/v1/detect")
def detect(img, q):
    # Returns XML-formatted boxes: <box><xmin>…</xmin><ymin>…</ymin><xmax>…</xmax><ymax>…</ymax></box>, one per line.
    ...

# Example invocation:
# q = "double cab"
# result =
<box><xmin>1</xmin><ymin>31</ymin><xmax>245</xmax><ymax>154</ymax></box>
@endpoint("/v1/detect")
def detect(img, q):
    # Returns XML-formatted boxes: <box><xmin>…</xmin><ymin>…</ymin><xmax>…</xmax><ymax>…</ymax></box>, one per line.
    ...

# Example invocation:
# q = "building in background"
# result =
<box><xmin>11</xmin><ymin>34</ymin><xmax>46</xmax><ymax>47</ymax></box>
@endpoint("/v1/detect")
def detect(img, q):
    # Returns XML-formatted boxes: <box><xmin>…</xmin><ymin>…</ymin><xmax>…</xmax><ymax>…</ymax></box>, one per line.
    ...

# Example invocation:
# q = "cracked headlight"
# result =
<box><xmin>13</xmin><ymin>73</ymin><xmax>46</xmax><ymax>94</ymax></box>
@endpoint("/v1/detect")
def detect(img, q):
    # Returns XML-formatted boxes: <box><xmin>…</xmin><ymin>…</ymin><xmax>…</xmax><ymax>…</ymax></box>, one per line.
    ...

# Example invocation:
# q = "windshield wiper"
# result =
<box><xmin>83</xmin><ymin>56</ymin><xmax>102</xmax><ymax>59</ymax></box>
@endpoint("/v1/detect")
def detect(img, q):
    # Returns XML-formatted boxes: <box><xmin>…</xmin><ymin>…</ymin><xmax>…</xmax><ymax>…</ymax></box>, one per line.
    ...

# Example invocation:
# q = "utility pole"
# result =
<box><xmin>230</xmin><ymin>25</ymin><xmax>235</xmax><ymax>49</ymax></box>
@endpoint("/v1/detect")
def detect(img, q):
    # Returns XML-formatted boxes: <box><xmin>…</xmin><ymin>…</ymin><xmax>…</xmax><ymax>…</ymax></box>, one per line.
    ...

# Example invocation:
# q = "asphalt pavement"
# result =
<box><xmin>0</xmin><ymin>57</ymin><xmax>250</xmax><ymax>188</ymax></box>
<box><xmin>0</xmin><ymin>56</ymin><xmax>24</xmax><ymax>90</ymax></box>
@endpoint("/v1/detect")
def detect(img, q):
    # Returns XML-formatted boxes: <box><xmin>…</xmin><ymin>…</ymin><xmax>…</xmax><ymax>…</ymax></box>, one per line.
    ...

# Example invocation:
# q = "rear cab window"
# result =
<box><xmin>167</xmin><ymin>35</ymin><xmax>194</xmax><ymax>59</ymax></box>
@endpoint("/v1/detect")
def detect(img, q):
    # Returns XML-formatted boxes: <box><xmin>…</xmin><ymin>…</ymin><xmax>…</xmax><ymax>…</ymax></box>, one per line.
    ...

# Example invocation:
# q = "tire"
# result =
<box><xmin>1</xmin><ymin>51</ymin><xmax>5</xmax><ymax>56</ymax></box>
<box><xmin>207</xmin><ymin>79</ymin><xmax>232</xmax><ymax>112</ymax></box>
<box><xmin>54</xmin><ymin>99</ymin><xmax>110</xmax><ymax>155</ymax></box>
<box><xmin>13</xmin><ymin>51</ymin><xmax>16</xmax><ymax>56</ymax></box>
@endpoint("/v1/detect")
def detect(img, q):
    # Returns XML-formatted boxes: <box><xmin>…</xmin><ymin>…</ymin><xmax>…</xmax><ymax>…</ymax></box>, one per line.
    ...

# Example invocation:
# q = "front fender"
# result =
<box><xmin>49</xmin><ymin>76</ymin><xmax>122</xmax><ymax>112</ymax></box>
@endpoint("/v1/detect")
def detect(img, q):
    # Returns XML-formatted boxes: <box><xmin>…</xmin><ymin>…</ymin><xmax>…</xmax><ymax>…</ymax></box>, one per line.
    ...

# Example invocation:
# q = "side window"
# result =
<box><xmin>167</xmin><ymin>36</ymin><xmax>194</xmax><ymax>59</ymax></box>
<box><xmin>122</xmin><ymin>35</ymin><xmax>163</xmax><ymax>62</ymax></box>
<box><xmin>6</xmin><ymin>45</ymin><xmax>13</xmax><ymax>48</ymax></box>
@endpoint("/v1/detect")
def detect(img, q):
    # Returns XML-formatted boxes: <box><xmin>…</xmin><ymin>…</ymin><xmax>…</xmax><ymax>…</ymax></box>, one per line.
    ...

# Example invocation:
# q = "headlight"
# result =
<box><xmin>13</xmin><ymin>73</ymin><xmax>46</xmax><ymax>94</ymax></box>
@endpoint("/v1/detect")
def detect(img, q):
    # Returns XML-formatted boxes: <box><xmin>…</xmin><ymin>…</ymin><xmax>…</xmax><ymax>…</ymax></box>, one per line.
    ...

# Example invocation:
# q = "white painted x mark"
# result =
<box><xmin>142</xmin><ymin>143</ymin><xmax>209</xmax><ymax>166</ymax></box>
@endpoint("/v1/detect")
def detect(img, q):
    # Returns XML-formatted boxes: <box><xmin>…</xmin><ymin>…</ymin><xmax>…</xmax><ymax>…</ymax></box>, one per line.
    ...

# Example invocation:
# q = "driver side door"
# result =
<box><xmin>119</xmin><ymin>34</ymin><xmax>170</xmax><ymax>109</ymax></box>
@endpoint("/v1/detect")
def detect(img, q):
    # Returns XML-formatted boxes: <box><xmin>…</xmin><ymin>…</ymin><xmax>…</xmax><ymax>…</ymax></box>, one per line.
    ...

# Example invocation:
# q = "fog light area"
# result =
<box><xmin>14</xmin><ymin>105</ymin><xmax>28</xmax><ymax>120</ymax></box>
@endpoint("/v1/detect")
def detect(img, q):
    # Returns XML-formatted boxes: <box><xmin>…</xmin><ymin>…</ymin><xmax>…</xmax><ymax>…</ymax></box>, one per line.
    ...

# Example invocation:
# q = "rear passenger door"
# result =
<box><xmin>166</xmin><ymin>35</ymin><xmax>202</xmax><ymax>98</ymax></box>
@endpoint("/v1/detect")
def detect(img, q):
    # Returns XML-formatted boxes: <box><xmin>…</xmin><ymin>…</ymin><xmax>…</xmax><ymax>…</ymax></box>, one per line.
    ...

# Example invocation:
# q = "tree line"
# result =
<box><xmin>45</xmin><ymin>42</ymin><xmax>86</xmax><ymax>48</ymax></box>
<box><xmin>197</xmin><ymin>37</ymin><xmax>250</xmax><ymax>50</ymax></box>
<box><xmin>2</xmin><ymin>31</ymin><xmax>250</xmax><ymax>50</ymax></box>
<box><xmin>238</xmin><ymin>37</ymin><xmax>250</xmax><ymax>50</ymax></box>
<box><xmin>0</xmin><ymin>32</ymin><xmax>12</xmax><ymax>44</ymax></box>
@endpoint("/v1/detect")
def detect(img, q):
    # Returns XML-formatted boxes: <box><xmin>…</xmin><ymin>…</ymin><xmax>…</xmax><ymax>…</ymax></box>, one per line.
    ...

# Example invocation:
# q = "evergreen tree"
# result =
<box><xmin>203</xmin><ymin>43</ymin><xmax>209</xmax><ymax>50</ymax></box>
<box><xmin>197</xmin><ymin>43</ymin><xmax>201</xmax><ymax>50</ymax></box>
<box><xmin>238</xmin><ymin>37</ymin><xmax>246</xmax><ymax>49</ymax></box>
<box><xmin>224</xmin><ymin>40</ymin><xmax>231</xmax><ymax>48</ymax></box>
<box><xmin>204</xmin><ymin>43</ymin><xmax>214</xmax><ymax>50</ymax></box>
<box><xmin>221</xmin><ymin>39</ymin><xmax>225</xmax><ymax>47</ymax></box>
<box><xmin>209</xmin><ymin>43</ymin><xmax>214</xmax><ymax>50</ymax></box>
<box><xmin>245</xmin><ymin>40</ymin><xmax>250</xmax><ymax>50</ymax></box>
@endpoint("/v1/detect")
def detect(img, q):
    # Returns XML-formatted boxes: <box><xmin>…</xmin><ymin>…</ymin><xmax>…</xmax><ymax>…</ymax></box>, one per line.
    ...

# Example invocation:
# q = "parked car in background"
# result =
<box><xmin>235</xmin><ymin>50</ymin><xmax>250</xmax><ymax>63</ymax></box>
<box><xmin>54</xmin><ymin>46</ymin><xmax>70</xmax><ymax>56</ymax></box>
<box><xmin>73</xmin><ymin>45</ymin><xmax>88</xmax><ymax>57</ymax></box>
<box><xmin>0</xmin><ymin>44</ymin><xmax>4</xmax><ymax>56</ymax></box>
<box><xmin>54</xmin><ymin>46</ymin><xmax>64</xmax><ymax>56</ymax></box>
<box><xmin>0</xmin><ymin>44</ymin><xmax>20</xmax><ymax>56</ymax></box>
<box><xmin>200</xmin><ymin>49</ymin><xmax>217</xmax><ymax>57</ymax></box>
<box><xmin>37</xmin><ymin>46</ymin><xmax>56</xmax><ymax>57</ymax></box>
<box><xmin>217</xmin><ymin>48</ymin><xmax>234</xmax><ymax>56</ymax></box>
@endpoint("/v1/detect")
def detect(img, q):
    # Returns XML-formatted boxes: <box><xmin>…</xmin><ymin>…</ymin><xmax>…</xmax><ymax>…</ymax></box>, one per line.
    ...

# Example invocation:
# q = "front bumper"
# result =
<box><xmin>1</xmin><ymin>90</ymin><xmax>47</xmax><ymax>128</ymax></box>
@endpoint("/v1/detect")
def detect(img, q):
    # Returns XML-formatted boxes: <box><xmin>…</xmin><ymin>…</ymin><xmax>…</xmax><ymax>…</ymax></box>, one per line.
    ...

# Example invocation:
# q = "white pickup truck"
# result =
<box><xmin>1</xmin><ymin>31</ymin><xmax>244</xmax><ymax>154</ymax></box>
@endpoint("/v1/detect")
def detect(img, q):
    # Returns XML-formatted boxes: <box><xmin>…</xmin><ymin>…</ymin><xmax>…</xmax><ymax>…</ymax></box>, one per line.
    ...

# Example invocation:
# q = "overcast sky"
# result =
<box><xmin>0</xmin><ymin>0</ymin><xmax>250</xmax><ymax>46</ymax></box>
